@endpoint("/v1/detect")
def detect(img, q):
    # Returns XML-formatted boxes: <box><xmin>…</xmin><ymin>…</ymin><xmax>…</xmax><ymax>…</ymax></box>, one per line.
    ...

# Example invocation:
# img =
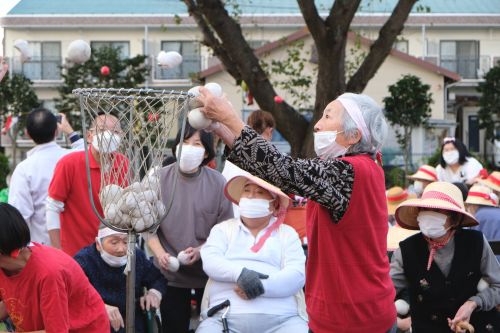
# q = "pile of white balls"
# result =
<box><xmin>187</xmin><ymin>82</ymin><xmax>223</xmax><ymax>130</ymax></box>
<box><xmin>99</xmin><ymin>170</ymin><xmax>164</xmax><ymax>232</ymax></box>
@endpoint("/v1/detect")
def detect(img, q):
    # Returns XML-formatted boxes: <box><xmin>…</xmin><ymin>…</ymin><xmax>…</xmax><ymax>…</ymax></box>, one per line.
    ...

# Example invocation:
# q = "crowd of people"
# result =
<box><xmin>0</xmin><ymin>61</ymin><xmax>498</xmax><ymax>333</ymax></box>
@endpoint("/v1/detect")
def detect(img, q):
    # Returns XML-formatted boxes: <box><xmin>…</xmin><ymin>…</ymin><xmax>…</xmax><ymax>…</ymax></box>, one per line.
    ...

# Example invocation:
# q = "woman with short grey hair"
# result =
<box><xmin>198</xmin><ymin>90</ymin><xmax>396</xmax><ymax>333</ymax></box>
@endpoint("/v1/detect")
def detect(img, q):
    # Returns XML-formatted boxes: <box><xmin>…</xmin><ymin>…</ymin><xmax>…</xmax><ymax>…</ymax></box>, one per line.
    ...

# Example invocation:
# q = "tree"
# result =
<box><xmin>384</xmin><ymin>74</ymin><xmax>433</xmax><ymax>180</ymax></box>
<box><xmin>0</xmin><ymin>74</ymin><xmax>40</xmax><ymax>167</ymax></box>
<box><xmin>182</xmin><ymin>0</ymin><xmax>418</xmax><ymax>157</ymax></box>
<box><xmin>477</xmin><ymin>65</ymin><xmax>500</xmax><ymax>163</ymax></box>
<box><xmin>57</xmin><ymin>46</ymin><xmax>149</xmax><ymax>130</ymax></box>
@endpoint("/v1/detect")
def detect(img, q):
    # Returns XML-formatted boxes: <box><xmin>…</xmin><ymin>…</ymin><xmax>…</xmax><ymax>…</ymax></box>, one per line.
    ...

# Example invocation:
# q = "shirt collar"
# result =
<box><xmin>27</xmin><ymin>141</ymin><xmax>59</xmax><ymax>157</ymax></box>
<box><xmin>238</xmin><ymin>216</ymin><xmax>277</xmax><ymax>235</ymax></box>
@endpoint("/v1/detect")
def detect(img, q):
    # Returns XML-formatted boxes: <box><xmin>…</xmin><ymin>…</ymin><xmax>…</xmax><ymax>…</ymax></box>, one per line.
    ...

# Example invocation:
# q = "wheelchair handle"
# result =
<box><xmin>207</xmin><ymin>299</ymin><xmax>230</xmax><ymax>317</ymax></box>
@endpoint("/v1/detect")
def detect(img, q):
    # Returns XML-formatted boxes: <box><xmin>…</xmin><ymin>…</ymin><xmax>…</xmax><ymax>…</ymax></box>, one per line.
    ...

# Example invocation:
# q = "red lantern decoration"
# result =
<box><xmin>274</xmin><ymin>95</ymin><xmax>284</xmax><ymax>104</ymax></box>
<box><xmin>100</xmin><ymin>66</ymin><xmax>110</xmax><ymax>76</ymax></box>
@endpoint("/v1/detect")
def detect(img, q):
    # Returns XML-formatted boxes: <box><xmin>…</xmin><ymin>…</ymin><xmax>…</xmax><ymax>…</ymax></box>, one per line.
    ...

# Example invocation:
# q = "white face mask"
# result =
<box><xmin>92</xmin><ymin>130</ymin><xmax>121</xmax><ymax>154</ymax></box>
<box><xmin>314</xmin><ymin>131</ymin><xmax>348</xmax><ymax>159</ymax></box>
<box><xmin>417</xmin><ymin>211</ymin><xmax>450</xmax><ymax>239</ymax></box>
<box><xmin>413</xmin><ymin>181</ymin><xmax>424</xmax><ymax>194</ymax></box>
<box><xmin>443</xmin><ymin>150</ymin><xmax>459</xmax><ymax>165</ymax></box>
<box><xmin>239</xmin><ymin>198</ymin><xmax>273</xmax><ymax>218</ymax></box>
<box><xmin>176</xmin><ymin>144</ymin><xmax>205</xmax><ymax>173</ymax></box>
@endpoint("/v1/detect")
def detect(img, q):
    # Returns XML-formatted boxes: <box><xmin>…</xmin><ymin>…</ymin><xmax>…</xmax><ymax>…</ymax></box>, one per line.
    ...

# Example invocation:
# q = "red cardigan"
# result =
<box><xmin>305</xmin><ymin>155</ymin><xmax>396</xmax><ymax>333</ymax></box>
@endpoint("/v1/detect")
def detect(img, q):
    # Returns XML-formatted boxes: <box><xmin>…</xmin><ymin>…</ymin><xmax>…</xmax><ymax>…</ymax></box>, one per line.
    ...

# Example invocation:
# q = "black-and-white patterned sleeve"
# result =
<box><xmin>225</xmin><ymin>126</ymin><xmax>354</xmax><ymax>222</ymax></box>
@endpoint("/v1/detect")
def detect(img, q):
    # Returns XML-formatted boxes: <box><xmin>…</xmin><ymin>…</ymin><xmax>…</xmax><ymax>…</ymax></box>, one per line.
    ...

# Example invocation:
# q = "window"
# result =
<box><xmin>440</xmin><ymin>41</ymin><xmax>479</xmax><ymax>79</ymax></box>
<box><xmin>91</xmin><ymin>41</ymin><xmax>130</xmax><ymax>59</ymax></box>
<box><xmin>393</xmin><ymin>40</ymin><xmax>408</xmax><ymax>54</ymax></box>
<box><xmin>21</xmin><ymin>42</ymin><xmax>61</xmax><ymax>80</ymax></box>
<box><xmin>156</xmin><ymin>41</ymin><xmax>200</xmax><ymax>80</ymax></box>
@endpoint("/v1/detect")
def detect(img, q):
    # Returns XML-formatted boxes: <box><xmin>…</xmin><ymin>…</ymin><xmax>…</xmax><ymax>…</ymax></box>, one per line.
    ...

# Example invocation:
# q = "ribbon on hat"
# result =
<box><xmin>488</xmin><ymin>174</ymin><xmax>500</xmax><ymax>186</ymax></box>
<box><xmin>468</xmin><ymin>191</ymin><xmax>498</xmax><ymax>205</ymax></box>
<box><xmin>421</xmin><ymin>191</ymin><xmax>462</xmax><ymax>209</ymax></box>
<box><xmin>337</xmin><ymin>97</ymin><xmax>371</xmax><ymax>143</ymax></box>
<box><xmin>387</xmin><ymin>191</ymin><xmax>409</xmax><ymax>202</ymax></box>
<box><xmin>418</xmin><ymin>167</ymin><xmax>437</xmax><ymax>180</ymax></box>
<box><xmin>250</xmin><ymin>209</ymin><xmax>287</xmax><ymax>253</ymax></box>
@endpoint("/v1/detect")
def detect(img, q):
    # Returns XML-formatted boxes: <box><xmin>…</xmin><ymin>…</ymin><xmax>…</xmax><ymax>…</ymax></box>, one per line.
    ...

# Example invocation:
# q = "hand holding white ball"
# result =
<box><xmin>395</xmin><ymin>299</ymin><xmax>410</xmax><ymax>316</ymax></box>
<box><xmin>177</xmin><ymin>250</ymin><xmax>191</xmax><ymax>265</ymax></box>
<box><xmin>188</xmin><ymin>108</ymin><xmax>212</xmax><ymax>130</ymax></box>
<box><xmin>167</xmin><ymin>256</ymin><xmax>180</xmax><ymax>272</ymax></box>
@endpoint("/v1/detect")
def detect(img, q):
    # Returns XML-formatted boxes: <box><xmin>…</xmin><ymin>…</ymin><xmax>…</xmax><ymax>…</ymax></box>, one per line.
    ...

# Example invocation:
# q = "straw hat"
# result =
<box><xmin>466</xmin><ymin>184</ymin><xmax>499</xmax><ymax>207</ymax></box>
<box><xmin>479</xmin><ymin>171</ymin><xmax>500</xmax><ymax>192</ymax></box>
<box><xmin>407</xmin><ymin>165</ymin><xmax>438</xmax><ymax>182</ymax></box>
<box><xmin>225</xmin><ymin>174</ymin><xmax>291</xmax><ymax>211</ymax></box>
<box><xmin>395</xmin><ymin>182</ymin><xmax>478</xmax><ymax>230</ymax></box>
<box><xmin>387</xmin><ymin>187</ymin><xmax>416</xmax><ymax>215</ymax></box>
<box><xmin>387</xmin><ymin>225</ymin><xmax>419</xmax><ymax>251</ymax></box>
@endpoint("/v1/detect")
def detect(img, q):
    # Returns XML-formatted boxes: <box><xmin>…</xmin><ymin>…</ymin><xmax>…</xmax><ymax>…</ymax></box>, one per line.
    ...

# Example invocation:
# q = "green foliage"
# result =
<box><xmin>477</xmin><ymin>65</ymin><xmax>500</xmax><ymax>142</ymax></box>
<box><xmin>384</xmin><ymin>166</ymin><xmax>406</xmax><ymax>189</ymax></box>
<box><xmin>56</xmin><ymin>46</ymin><xmax>149</xmax><ymax>131</ymax></box>
<box><xmin>0</xmin><ymin>73</ymin><xmax>40</xmax><ymax>130</ymax></box>
<box><xmin>384</xmin><ymin>74</ymin><xmax>433</xmax><ymax>179</ymax></box>
<box><xmin>261</xmin><ymin>40</ymin><xmax>314</xmax><ymax>109</ymax></box>
<box><xmin>425</xmin><ymin>147</ymin><xmax>441</xmax><ymax>167</ymax></box>
<box><xmin>0</xmin><ymin>153</ymin><xmax>10</xmax><ymax>189</ymax></box>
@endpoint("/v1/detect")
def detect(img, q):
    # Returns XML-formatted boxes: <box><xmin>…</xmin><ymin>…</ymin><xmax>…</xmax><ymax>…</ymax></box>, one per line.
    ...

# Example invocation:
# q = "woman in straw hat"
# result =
<box><xmin>407</xmin><ymin>164</ymin><xmax>437</xmax><ymax>197</ymax></box>
<box><xmin>198</xmin><ymin>89</ymin><xmax>396</xmax><ymax>333</ymax></box>
<box><xmin>198</xmin><ymin>174</ymin><xmax>307</xmax><ymax>333</ymax></box>
<box><xmin>391</xmin><ymin>182</ymin><xmax>500</xmax><ymax>333</ymax></box>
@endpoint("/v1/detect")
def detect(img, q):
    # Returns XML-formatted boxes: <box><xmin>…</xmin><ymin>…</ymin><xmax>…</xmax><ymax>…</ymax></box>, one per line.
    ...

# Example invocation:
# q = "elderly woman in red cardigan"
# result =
<box><xmin>198</xmin><ymin>89</ymin><xmax>396</xmax><ymax>333</ymax></box>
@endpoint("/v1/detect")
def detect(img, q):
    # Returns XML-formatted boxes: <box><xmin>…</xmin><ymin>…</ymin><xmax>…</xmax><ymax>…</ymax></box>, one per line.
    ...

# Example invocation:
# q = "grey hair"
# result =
<box><xmin>339</xmin><ymin>93</ymin><xmax>388</xmax><ymax>156</ymax></box>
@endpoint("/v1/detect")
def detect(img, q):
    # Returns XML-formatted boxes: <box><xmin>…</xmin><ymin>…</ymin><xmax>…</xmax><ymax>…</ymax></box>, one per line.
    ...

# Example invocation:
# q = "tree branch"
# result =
<box><xmin>325</xmin><ymin>0</ymin><xmax>362</xmax><ymax>36</ymax></box>
<box><xmin>191</xmin><ymin>0</ymin><xmax>309</xmax><ymax>156</ymax></box>
<box><xmin>346</xmin><ymin>0</ymin><xmax>417</xmax><ymax>92</ymax></box>
<box><xmin>183</xmin><ymin>0</ymin><xmax>242</xmax><ymax>82</ymax></box>
<box><xmin>296</xmin><ymin>0</ymin><xmax>325</xmax><ymax>43</ymax></box>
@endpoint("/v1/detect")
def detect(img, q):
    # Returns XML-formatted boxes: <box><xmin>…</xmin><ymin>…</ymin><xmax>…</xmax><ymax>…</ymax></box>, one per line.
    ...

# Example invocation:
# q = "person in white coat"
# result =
<box><xmin>198</xmin><ymin>174</ymin><xmax>307</xmax><ymax>333</ymax></box>
<box><xmin>8</xmin><ymin>108</ymin><xmax>83</xmax><ymax>244</ymax></box>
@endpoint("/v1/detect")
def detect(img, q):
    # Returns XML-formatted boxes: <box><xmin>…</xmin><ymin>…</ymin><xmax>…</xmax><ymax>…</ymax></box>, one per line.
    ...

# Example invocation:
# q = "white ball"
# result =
<box><xmin>122</xmin><ymin>192</ymin><xmax>142</xmax><ymax>212</ymax></box>
<box><xmin>395</xmin><ymin>299</ymin><xmax>410</xmax><ymax>316</ymax></box>
<box><xmin>14</xmin><ymin>39</ymin><xmax>31</xmax><ymax>63</ymax></box>
<box><xmin>120</xmin><ymin>213</ymin><xmax>133</xmax><ymax>228</ymax></box>
<box><xmin>142</xmin><ymin>175</ymin><xmax>160</xmax><ymax>193</ymax></box>
<box><xmin>141</xmin><ymin>190</ymin><xmax>158</xmax><ymax>203</ymax></box>
<box><xmin>188</xmin><ymin>86</ymin><xmax>201</xmax><ymax>97</ymax></box>
<box><xmin>100</xmin><ymin>184</ymin><xmax>123</xmax><ymax>207</ymax></box>
<box><xmin>204</xmin><ymin>82</ymin><xmax>223</xmax><ymax>97</ymax></box>
<box><xmin>125</xmin><ymin>181</ymin><xmax>143</xmax><ymax>193</ymax></box>
<box><xmin>477</xmin><ymin>278</ymin><xmax>489</xmax><ymax>292</ymax></box>
<box><xmin>104</xmin><ymin>203</ymin><xmax>118</xmax><ymax>220</ymax></box>
<box><xmin>188</xmin><ymin>108</ymin><xmax>212</xmax><ymax>130</ymax></box>
<box><xmin>155</xmin><ymin>200</ymin><xmax>166</xmax><ymax>217</ymax></box>
<box><xmin>132</xmin><ymin>217</ymin><xmax>146</xmax><ymax>231</ymax></box>
<box><xmin>67</xmin><ymin>40</ymin><xmax>91</xmax><ymax>64</ymax></box>
<box><xmin>157</xmin><ymin>51</ymin><xmax>183</xmax><ymax>68</ymax></box>
<box><xmin>177</xmin><ymin>250</ymin><xmax>191</xmax><ymax>265</ymax></box>
<box><xmin>168</xmin><ymin>256</ymin><xmax>180</xmax><ymax>272</ymax></box>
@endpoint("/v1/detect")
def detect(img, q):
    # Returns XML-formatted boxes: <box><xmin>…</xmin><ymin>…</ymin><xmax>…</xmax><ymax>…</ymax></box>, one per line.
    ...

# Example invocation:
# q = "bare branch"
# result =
<box><xmin>325</xmin><ymin>0</ymin><xmax>362</xmax><ymax>36</ymax></box>
<box><xmin>183</xmin><ymin>0</ymin><xmax>242</xmax><ymax>81</ymax></box>
<box><xmin>296</xmin><ymin>0</ymin><xmax>325</xmax><ymax>42</ymax></box>
<box><xmin>346</xmin><ymin>0</ymin><xmax>417</xmax><ymax>92</ymax></box>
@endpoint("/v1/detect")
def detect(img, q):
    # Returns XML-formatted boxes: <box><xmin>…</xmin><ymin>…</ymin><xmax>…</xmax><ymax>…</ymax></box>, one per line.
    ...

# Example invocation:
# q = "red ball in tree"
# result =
<box><xmin>100</xmin><ymin>66</ymin><xmax>110</xmax><ymax>76</ymax></box>
<box><xmin>274</xmin><ymin>95</ymin><xmax>284</xmax><ymax>104</ymax></box>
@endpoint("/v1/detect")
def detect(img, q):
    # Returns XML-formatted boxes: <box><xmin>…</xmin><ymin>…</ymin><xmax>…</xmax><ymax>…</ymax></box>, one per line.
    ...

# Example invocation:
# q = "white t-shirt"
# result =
<box><xmin>436</xmin><ymin>157</ymin><xmax>483</xmax><ymax>183</ymax></box>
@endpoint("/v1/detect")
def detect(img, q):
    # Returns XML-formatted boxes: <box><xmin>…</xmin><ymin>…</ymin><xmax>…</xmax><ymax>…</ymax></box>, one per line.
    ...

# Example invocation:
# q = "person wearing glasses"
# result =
<box><xmin>436</xmin><ymin>137</ymin><xmax>483</xmax><ymax>185</ymax></box>
<box><xmin>46</xmin><ymin>113</ymin><xmax>129</xmax><ymax>256</ymax></box>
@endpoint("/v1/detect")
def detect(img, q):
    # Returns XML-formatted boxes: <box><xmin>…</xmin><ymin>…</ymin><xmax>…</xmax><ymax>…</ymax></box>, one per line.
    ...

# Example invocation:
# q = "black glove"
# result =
<box><xmin>236</xmin><ymin>268</ymin><xmax>269</xmax><ymax>300</ymax></box>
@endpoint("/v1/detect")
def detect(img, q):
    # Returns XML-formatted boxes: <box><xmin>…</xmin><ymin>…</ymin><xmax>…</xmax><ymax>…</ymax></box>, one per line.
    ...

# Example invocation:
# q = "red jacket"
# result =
<box><xmin>306</xmin><ymin>155</ymin><xmax>395</xmax><ymax>333</ymax></box>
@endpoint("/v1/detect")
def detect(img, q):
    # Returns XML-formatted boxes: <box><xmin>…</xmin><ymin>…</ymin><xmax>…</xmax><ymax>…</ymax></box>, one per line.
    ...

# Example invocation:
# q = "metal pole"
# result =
<box><xmin>144</xmin><ymin>25</ymin><xmax>149</xmax><ymax>89</ymax></box>
<box><xmin>126</xmin><ymin>232</ymin><xmax>137</xmax><ymax>333</ymax></box>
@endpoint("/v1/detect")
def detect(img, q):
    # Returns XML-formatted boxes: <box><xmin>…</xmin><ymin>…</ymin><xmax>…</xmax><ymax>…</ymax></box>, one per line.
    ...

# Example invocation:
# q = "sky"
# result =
<box><xmin>0</xmin><ymin>0</ymin><xmax>21</xmax><ymax>56</ymax></box>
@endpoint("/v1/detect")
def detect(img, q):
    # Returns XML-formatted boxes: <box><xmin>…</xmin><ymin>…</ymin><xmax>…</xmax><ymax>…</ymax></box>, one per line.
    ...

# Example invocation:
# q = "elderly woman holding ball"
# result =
<box><xmin>198</xmin><ymin>89</ymin><xmax>396</xmax><ymax>333</ymax></box>
<box><xmin>147</xmin><ymin>122</ymin><xmax>233</xmax><ymax>333</ymax></box>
